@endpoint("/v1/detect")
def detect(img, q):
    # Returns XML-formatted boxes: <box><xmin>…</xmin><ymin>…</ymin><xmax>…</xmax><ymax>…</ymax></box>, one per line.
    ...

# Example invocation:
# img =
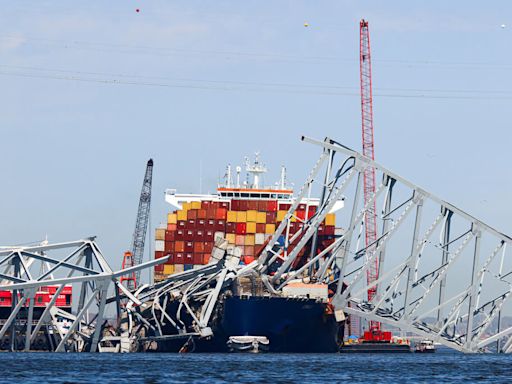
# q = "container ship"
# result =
<box><xmin>0</xmin><ymin>285</ymin><xmax>72</xmax><ymax>350</ymax></box>
<box><xmin>151</xmin><ymin>155</ymin><xmax>343</xmax><ymax>352</ymax></box>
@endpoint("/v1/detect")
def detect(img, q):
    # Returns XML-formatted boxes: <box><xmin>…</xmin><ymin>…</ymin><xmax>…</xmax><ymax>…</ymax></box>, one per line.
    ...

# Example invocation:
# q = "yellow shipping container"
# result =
<box><xmin>245</xmin><ymin>234</ymin><xmax>255</xmax><ymax>246</ymax></box>
<box><xmin>227</xmin><ymin>211</ymin><xmax>237</xmax><ymax>222</ymax></box>
<box><xmin>277</xmin><ymin>210</ymin><xmax>287</xmax><ymax>222</ymax></box>
<box><xmin>226</xmin><ymin>233</ymin><xmax>236</xmax><ymax>244</ymax></box>
<box><xmin>163</xmin><ymin>264</ymin><xmax>175</xmax><ymax>275</ymax></box>
<box><xmin>256</xmin><ymin>212</ymin><xmax>266</xmax><ymax>223</ymax></box>
<box><xmin>177</xmin><ymin>210</ymin><xmax>187</xmax><ymax>221</ymax></box>
<box><xmin>246</xmin><ymin>222</ymin><xmax>256</xmax><ymax>233</ymax></box>
<box><xmin>182</xmin><ymin>202</ymin><xmax>192</xmax><ymax>211</ymax></box>
<box><xmin>325</xmin><ymin>213</ymin><xmax>336</xmax><ymax>226</ymax></box>
<box><xmin>155</xmin><ymin>228</ymin><xmax>166</xmax><ymax>241</ymax></box>
<box><xmin>236</xmin><ymin>211</ymin><xmax>247</xmax><ymax>222</ymax></box>
<box><xmin>167</xmin><ymin>213</ymin><xmax>177</xmax><ymax>224</ymax></box>
<box><xmin>246</xmin><ymin>210</ymin><xmax>258</xmax><ymax>222</ymax></box>
<box><xmin>265</xmin><ymin>224</ymin><xmax>276</xmax><ymax>234</ymax></box>
<box><xmin>191</xmin><ymin>201</ymin><xmax>201</xmax><ymax>210</ymax></box>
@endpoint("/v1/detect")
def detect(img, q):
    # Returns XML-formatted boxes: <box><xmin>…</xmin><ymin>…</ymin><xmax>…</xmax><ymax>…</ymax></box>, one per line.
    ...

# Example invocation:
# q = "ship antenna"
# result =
<box><xmin>236</xmin><ymin>166</ymin><xmax>241</xmax><ymax>188</ymax></box>
<box><xmin>280</xmin><ymin>165</ymin><xmax>287</xmax><ymax>189</ymax></box>
<box><xmin>226</xmin><ymin>164</ymin><xmax>232</xmax><ymax>188</ymax></box>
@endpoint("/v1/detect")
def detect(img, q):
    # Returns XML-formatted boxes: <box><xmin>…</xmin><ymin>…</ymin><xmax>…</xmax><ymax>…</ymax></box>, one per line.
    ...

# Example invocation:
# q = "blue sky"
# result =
<box><xmin>1</xmin><ymin>1</ymin><xmax>511</xmax><ymax>279</ymax></box>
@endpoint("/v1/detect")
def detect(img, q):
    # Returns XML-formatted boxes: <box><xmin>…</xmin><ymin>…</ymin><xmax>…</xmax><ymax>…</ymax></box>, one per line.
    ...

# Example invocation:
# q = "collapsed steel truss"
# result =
<box><xmin>258</xmin><ymin>136</ymin><xmax>512</xmax><ymax>353</ymax></box>
<box><xmin>0</xmin><ymin>237</ymin><xmax>165</xmax><ymax>352</ymax></box>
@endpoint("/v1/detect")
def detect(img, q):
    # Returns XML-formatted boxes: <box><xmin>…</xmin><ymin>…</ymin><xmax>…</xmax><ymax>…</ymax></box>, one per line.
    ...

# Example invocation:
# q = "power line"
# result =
<box><xmin>1</xmin><ymin>69</ymin><xmax>512</xmax><ymax>100</ymax></box>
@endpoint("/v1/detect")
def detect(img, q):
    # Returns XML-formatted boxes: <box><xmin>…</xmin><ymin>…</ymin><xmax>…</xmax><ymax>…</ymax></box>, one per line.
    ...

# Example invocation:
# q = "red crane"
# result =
<box><xmin>360</xmin><ymin>19</ymin><xmax>380</xmax><ymax>333</ymax></box>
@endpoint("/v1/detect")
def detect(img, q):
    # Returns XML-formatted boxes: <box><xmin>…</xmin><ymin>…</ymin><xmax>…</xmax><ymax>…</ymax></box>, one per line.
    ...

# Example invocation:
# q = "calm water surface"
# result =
<box><xmin>1</xmin><ymin>351</ymin><xmax>511</xmax><ymax>383</ymax></box>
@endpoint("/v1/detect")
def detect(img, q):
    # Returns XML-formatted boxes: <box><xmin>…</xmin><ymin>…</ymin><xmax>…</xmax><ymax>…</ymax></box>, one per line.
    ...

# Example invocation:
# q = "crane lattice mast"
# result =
<box><xmin>360</xmin><ymin>19</ymin><xmax>380</xmax><ymax>331</ymax></box>
<box><xmin>122</xmin><ymin>159</ymin><xmax>153</xmax><ymax>290</ymax></box>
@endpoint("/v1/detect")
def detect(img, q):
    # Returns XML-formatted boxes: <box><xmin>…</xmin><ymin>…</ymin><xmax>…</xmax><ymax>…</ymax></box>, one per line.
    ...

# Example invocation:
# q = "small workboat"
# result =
<box><xmin>415</xmin><ymin>339</ymin><xmax>435</xmax><ymax>353</ymax></box>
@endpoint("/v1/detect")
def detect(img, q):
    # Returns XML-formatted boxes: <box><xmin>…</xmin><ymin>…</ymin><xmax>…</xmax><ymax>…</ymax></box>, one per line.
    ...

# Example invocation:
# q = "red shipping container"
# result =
<box><xmin>197</xmin><ymin>209</ymin><xmax>207</xmax><ymax>219</ymax></box>
<box><xmin>195</xmin><ymin>229</ymin><xmax>205</xmax><ymax>241</ymax></box>
<box><xmin>257</xmin><ymin>201</ymin><xmax>268</xmax><ymax>212</ymax></box>
<box><xmin>206</xmin><ymin>219</ymin><xmax>216</xmax><ymax>229</ymax></box>
<box><xmin>155</xmin><ymin>251</ymin><xmax>164</xmax><ymax>259</ymax></box>
<box><xmin>296</xmin><ymin>210</ymin><xmax>306</xmax><ymax>221</ymax></box>
<box><xmin>282</xmin><ymin>203</ymin><xmax>292</xmax><ymax>211</ymax></box>
<box><xmin>323</xmin><ymin>226</ymin><xmax>335</xmax><ymax>235</ymax></box>
<box><xmin>185</xmin><ymin>241</ymin><xmax>194</xmax><ymax>252</ymax></box>
<box><xmin>267</xmin><ymin>201</ymin><xmax>278</xmax><ymax>212</ymax></box>
<box><xmin>207</xmin><ymin>207</ymin><xmax>217</xmax><ymax>218</ymax></box>
<box><xmin>210</xmin><ymin>201</ymin><xmax>220</xmax><ymax>208</ymax></box>
<box><xmin>194</xmin><ymin>242</ymin><xmax>205</xmax><ymax>253</ymax></box>
<box><xmin>298</xmin><ymin>204</ymin><xmax>306</xmax><ymax>211</ymax></box>
<box><xmin>164</xmin><ymin>241</ymin><xmax>174</xmax><ymax>253</ymax></box>
<box><xmin>236</xmin><ymin>223</ymin><xmax>247</xmax><ymax>235</ymax></box>
<box><xmin>165</xmin><ymin>230</ymin><xmax>175</xmax><ymax>242</ymax></box>
<box><xmin>245</xmin><ymin>245</ymin><xmax>254</xmax><ymax>256</ymax></box>
<box><xmin>176</xmin><ymin>229</ymin><xmax>185</xmax><ymax>240</ymax></box>
<box><xmin>175</xmin><ymin>253</ymin><xmax>185</xmax><ymax>263</ymax></box>
<box><xmin>266</xmin><ymin>212</ymin><xmax>277</xmax><ymax>223</ymax></box>
<box><xmin>216</xmin><ymin>208</ymin><xmax>227</xmax><ymax>220</ymax></box>
<box><xmin>226</xmin><ymin>222</ymin><xmax>236</xmax><ymax>234</ymax></box>
<box><xmin>219</xmin><ymin>202</ymin><xmax>229</xmax><ymax>209</ymax></box>
<box><xmin>255</xmin><ymin>244</ymin><xmax>266</xmax><ymax>257</ymax></box>
<box><xmin>197</xmin><ymin>219</ymin><xmax>206</xmax><ymax>228</ymax></box>
<box><xmin>178</xmin><ymin>220</ymin><xmax>186</xmax><ymax>229</ymax></box>
<box><xmin>155</xmin><ymin>264</ymin><xmax>164</xmax><ymax>273</ymax></box>
<box><xmin>193</xmin><ymin>253</ymin><xmax>203</xmax><ymax>265</ymax></box>
<box><xmin>185</xmin><ymin>229</ymin><xmax>195</xmax><ymax>241</ymax></box>
<box><xmin>187</xmin><ymin>210</ymin><xmax>197</xmax><ymax>220</ymax></box>
<box><xmin>256</xmin><ymin>223</ymin><xmax>266</xmax><ymax>233</ymax></box>
<box><xmin>187</xmin><ymin>219</ymin><xmax>196</xmax><ymax>228</ymax></box>
<box><xmin>231</xmin><ymin>200</ymin><xmax>240</xmax><ymax>211</ymax></box>
<box><xmin>239</xmin><ymin>200</ymin><xmax>248</xmax><ymax>211</ymax></box>
<box><xmin>165</xmin><ymin>253</ymin><xmax>175</xmax><ymax>263</ymax></box>
<box><xmin>175</xmin><ymin>241</ymin><xmax>185</xmax><ymax>252</ymax></box>
<box><xmin>205</xmin><ymin>230</ymin><xmax>215</xmax><ymax>241</ymax></box>
<box><xmin>167</xmin><ymin>223</ymin><xmax>177</xmax><ymax>231</ymax></box>
<box><xmin>185</xmin><ymin>253</ymin><xmax>194</xmax><ymax>264</ymax></box>
<box><xmin>204</xmin><ymin>242</ymin><xmax>213</xmax><ymax>253</ymax></box>
<box><xmin>202</xmin><ymin>253</ymin><xmax>211</xmax><ymax>264</ymax></box>
<box><xmin>247</xmin><ymin>201</ymin><xmax>258</xmax><ymax>210</ymax></box>
<box><xmin>201</xmin><ymin>201</ymin><xmax>211</xmax><ymax>210</ymax></box>
<box><xmin>215</xmin><ymin>220</ymin><xmax>226</xmax><ymax>231</ymax></box>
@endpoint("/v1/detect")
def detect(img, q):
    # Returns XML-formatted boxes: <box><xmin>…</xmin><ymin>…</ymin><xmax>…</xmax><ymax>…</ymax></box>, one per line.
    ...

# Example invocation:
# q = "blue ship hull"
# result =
<box><xmin>157</xmin><ymin>296</ymin><xmax>341</xmax><ymax>353</ymax></box>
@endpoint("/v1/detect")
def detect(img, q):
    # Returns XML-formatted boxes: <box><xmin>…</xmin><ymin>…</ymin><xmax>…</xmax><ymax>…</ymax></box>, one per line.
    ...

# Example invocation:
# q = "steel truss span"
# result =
<box><xmin>0</xmin><ymin>238</ymin><xmax>166</xmax><ymax>352</ymax></box>
<box><xmin>269</xmin><ymin>136</ymin><xmax>512</xmax><ymax>353</ymax></box>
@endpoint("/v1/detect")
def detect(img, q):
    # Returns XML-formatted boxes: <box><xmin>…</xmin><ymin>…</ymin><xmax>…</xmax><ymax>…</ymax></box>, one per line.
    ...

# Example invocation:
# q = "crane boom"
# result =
<box><xmin>360</xmin><ymin>19</ymin><xmax>380</xmax><ymax>331</ymax></box>
<box><xmin>125</xmin><ymin>159</ymin><xmax>153</xmax><ymax>289</ymax></box>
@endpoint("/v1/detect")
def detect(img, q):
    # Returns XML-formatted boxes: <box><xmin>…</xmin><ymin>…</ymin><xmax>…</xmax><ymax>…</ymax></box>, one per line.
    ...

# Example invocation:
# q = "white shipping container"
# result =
<box><xmin>174</xmin><ymin>264</ymin><xmax>185</xmax><ymax>273</ymax></box>
<box><xmin>155</xmin><ymin>240</ymin><xmax>165</xmax><ymax>252</ymax></box>
<box><xmin>255</xmin><ymin>233</ymin><xmax>265</xmax><ymax>245</ymax></box>
<box><xmin>214</xmin><ymin>232</ymin><xmax>226</xmax><ymax>241</ymax></box>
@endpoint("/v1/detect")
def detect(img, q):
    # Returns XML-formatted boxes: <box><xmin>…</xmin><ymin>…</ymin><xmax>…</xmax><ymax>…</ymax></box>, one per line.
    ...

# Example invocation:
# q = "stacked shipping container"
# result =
<box><xmin>154</xmin><ymin>199</ymin><xmax>336</xmax><ymax>282</ymax></box>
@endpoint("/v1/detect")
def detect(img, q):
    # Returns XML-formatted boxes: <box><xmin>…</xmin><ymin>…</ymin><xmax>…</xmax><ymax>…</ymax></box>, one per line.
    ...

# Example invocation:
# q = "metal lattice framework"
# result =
<box><xmin>258</xmin><ymin>136</ymin><xmax>512</xmax><ymax>353</ymax></box>
<box><xmin>0</xmin><ymin>238</ymin><xmax>165</xmax><ymax>352</ymax></box>
<box><xmin>130</xmin><ymin>159</ymin><xmax>153</xmax><ymax>288</ymax></box>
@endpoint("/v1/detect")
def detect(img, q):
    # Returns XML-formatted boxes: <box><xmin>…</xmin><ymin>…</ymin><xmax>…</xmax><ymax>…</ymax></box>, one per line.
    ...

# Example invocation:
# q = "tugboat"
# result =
<box><xmin>415</xmin><ymin>339</ymin><xmax>436</xmax><ymax>353</ymax></box>
<box><xmin>227</xmin><ymin>336</ymin><xmax>269</xmax><ymax>353</ymax></box>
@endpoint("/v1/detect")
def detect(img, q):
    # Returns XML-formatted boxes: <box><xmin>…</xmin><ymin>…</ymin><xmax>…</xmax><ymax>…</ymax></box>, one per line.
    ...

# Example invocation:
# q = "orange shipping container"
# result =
<box><xmin>235</xmin><ymin>235</ymin><xmax>245</xmax><ymax>246</ymax></box>
<box><xmin>167</xmin><ymin>223</ymin><xmax>177</xmax><ymax>231</ymax></box>
<box><xmin>227</xmin><ymin>211</ymin><xmax>237</xmax><ymax>222</ymax></box>
<box><xmin>175</xmin><ymin>241</ymin><xmax>185</xmax><ymax>253</ymax></box>
<box><xmin>216</xmin><ymin>208</ymin><xmax>227</xmax><ymax>220</ymax></box>
<box><xmin>167</xmin><ymin>213</ymin><xmax>177</xmax><ymax>224</ymax></box>
<box><xmin>265</xmin><ymin>224</ymin><xmax>276</xmax><ymax>234</ymax></box>
<box><xmin>187</xmin><ymin>210</ymin><xmax>197</xmax><ymax>220</ymax></box>
<box><xmin>246</xmin><ymin>222</ymin><xmax>256</xmax><ymax>234</ymax></box>
<box><xmin>246</xmin><ymin>210</ymin><xmax>258</xmax><ymax>222</ymax></box>
<box><xmin>245</xmin><ymin>235</ymin><xmax>255</xmax><ymax>246</ymax></box>
<box><xmin>236</xmin><ymin>211</ymin><xmax>247</xmax><ymax>223</ymax></box>
<box><xmin>325</xmin><ymin>213</ymin><xmax>336</xmax><ymax>226</ymax></box>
